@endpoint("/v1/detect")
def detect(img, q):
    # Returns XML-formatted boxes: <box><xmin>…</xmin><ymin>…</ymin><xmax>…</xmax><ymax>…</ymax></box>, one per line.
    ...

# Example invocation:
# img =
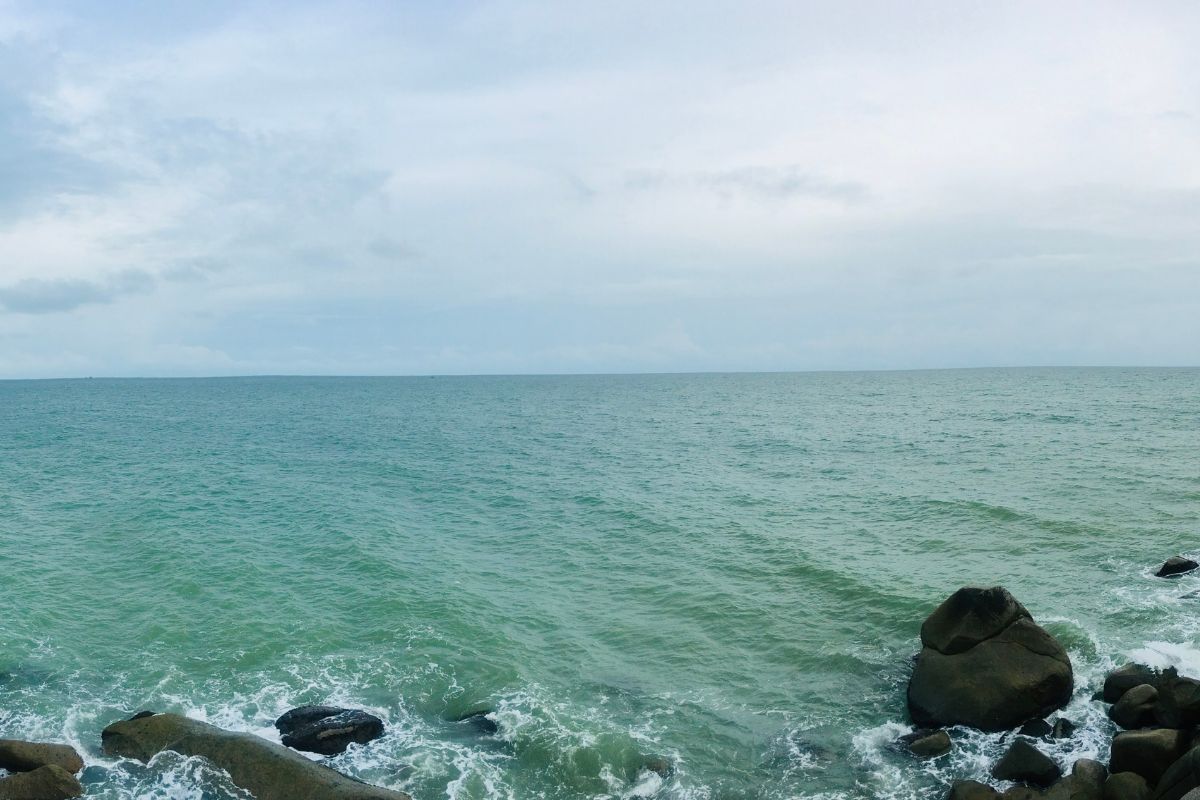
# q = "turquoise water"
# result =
<box><xmin>2</xmin><ymin>369</ymin><xmax>1199</xmax><ymax>800</ymax></box>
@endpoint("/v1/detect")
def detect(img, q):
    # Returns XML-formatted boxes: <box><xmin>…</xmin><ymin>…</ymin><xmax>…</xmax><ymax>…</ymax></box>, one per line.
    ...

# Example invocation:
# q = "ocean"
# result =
<box><xmin>1</xmin><ymin>369</ymin><xmax>1198</xmax><ymax>800</ymax></box>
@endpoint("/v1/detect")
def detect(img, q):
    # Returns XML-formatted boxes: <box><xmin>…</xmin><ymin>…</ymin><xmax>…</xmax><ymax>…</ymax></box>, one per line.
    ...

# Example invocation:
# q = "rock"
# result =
<box><xmin>450</xmin><ymin>710</ymin><xmax>499</xmax><ymax>736</ymax></box>
<box><xmin>1155</xmin><ymin>671</ymin><xmax>1200</xmax><ymax>728</ymax></box>
<box><xmin>1052</xmin><ymin>719</ymin><xmax>1078</xmax><ymax>739</ymax></box>
<box><xmin>0</xmin><ymin>765</ymin><xmax>83</xmax><ymax>800</ymax></box>
<box><xmin>0</xmin><ymin>740</ymin><xmax>84</xmax><ymax>775</ymax></box>
<box><xmin>1105</xmin><ymin>665</ymin><xmax>1162</xmax><ymax>703</ymax></box>
<box><xmin>905</xmin><ymin>729</ymin><xmax>951</xmax><ymax>757</ymax></box>
<box><xmin>1020</xmin><ymin>719</ymin><xmax>1054</xmax><ymax>738</ymax></box>
<box><xmin>1154</xmin><ymin>746</ymin><xmax>1200</xmax><ymax>800</ymax></box>
<box><xmin>1003</xmin><ymin>789</ymin><xmax>1045</xmax><ymax>800</ymax></box>
<box><xmin>1103</xmin><ymin>772</ymin><xmax>1149</xmax><ymax>800</ymax></box>
<box><xmin>948</xmin><ymin>780</ymin><xmax>1001</xmax><ymax>800</ymax></box>
<box><xmin>1110</xmin><ymin>685</ymin><xmax>1160</xmax><ymax>729</ymax></box>
<box><xmin>992</xmin><ymin>739</ymin><xmax>1063</xmax><ymax>788</ymax></box>
<box><xmin>129</xmin><ymin>710</ymin><xmax>156</xmax><ymax>720</ymax></box>
<box><xmin>1044</xmin><ymin>759</ymin><xmax>1107</xmax><ymax>800</ymax></box>
<box><xmin>274</xmin><ymin>706</ymin><xmax>384</xmax><ymax>756</ymax></box>
<box><xmin>1155</xmin><ymin>557</ymin><xmax>1198</xmax><ymax>578</ymax></box>
<box><xmin>102</xmin><ymin>712</ymin><xmax>410</xmax><ymax>800</ymax></box>
<box><xmin>908</xmin><ymin>587</ymin><xmax>1073</xmax><ymax>731</ymax></box>
<box><xmin>641</xmin><ymin>756</ymin><xmax>673</xmax><ymax>777</ymax></box>
<box><xmin>1108</xmin><ymin>728</ymin><xmax>1188</xmax><ymax>787</ymax></box>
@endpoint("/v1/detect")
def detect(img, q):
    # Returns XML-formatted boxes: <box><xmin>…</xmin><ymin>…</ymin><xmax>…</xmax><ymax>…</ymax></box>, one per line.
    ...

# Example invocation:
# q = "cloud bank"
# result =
<box><xmin>0</xmin><ymin>0</ymin><xmax>1198</xmax><ymax>376</ymax></box>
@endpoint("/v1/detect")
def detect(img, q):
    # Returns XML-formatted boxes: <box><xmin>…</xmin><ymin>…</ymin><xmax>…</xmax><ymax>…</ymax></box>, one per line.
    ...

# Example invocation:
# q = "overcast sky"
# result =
<box><xmin>1</xmin><ymin>1</ymin><xmax>1198</xmax><ymax>377</ymax></box>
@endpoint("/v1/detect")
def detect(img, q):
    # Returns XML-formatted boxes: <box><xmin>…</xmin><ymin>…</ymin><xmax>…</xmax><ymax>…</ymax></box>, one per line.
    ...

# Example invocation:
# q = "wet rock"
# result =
<box><xmin>1155</xmin><ymin>557</ymin><xmax>1198</xmax><ymax>578</ymax></box>
<box><xmin>1052</xmin><ymin>718</ymin><xmax>1077</xmax><ymax>739</ymax></box>
<box><xmin>1102</xmin><ymin>772</ymin><xmax>1149</xmax><ymax>800</ymax></box>
<box><xmin>0</xmin><ymin>764</ymin><xmax>84</xmax><ymax>800</ymax></box>
<box><xmin>1153</xmin><ymin>746</ymin><xmax>1200</xmax><ymax>800</ymax></box>
<box><xmin>1155</xmin><ymin>671</ymin><xmax>1200</xmax><ymax>728</ymax></box>
<box><xmin>450</xmin><ymin>710</ymin><xmax>499</xmax><ymax>736</ymax></box>
<box><xmin>1104</xmin><ymin>665</ymin><xmax>1161</xmax><ymax>704</ymax></box>
<box><xmin>1003</xmin><ymin>788</ymin><xmax>1045</xmax><ymax>800</ymax></box>
<box><xmin>640</xmin><ymin>756</ymin><xmax>673</xmax><ymax>777</ymax></box>
<box><xmin>1108</xmin><ymin>728</ymin><xmax>1188</xmax><ymax>787</ymax></box>
<box><xmin>948</xmin><ymin>780</ymin><xmax>1001</xmax><ymax>800</ymax></box>
<box><xmin>275</xmin><ymin>706</ymin><xmax>384</xmax><ymax>756</ymax></box>
<box><xmin>904</xmin><ymin>729</ymin><xmax>951</xmax><ymax>757</ymax></box>
<box><xmin>908</xmin><ymin>587</ymin><xmax>1073</xmax><ymax>731</ymax></box>
<box><xmin>1020</xmin><ymin>719</ymin><xmax>1054</xmax><ymax>738</ymax></box>
<box><xmin>1109</xmin><ymin>685</ymin><xmax>1159</xmax><ymax>729</ymax></box>
<box><xmin>0</xmin><ymin>740</ymin><xmax>84</xmax><ymax>775</ymax></box>
<box><xmin>129</xmin><ymin>710</ymin><xmax>156</xmax><ymax>721</ymax></box>
<box><xmin>102</xmin><ymin>712</ymin><xmax>410</xmax><ymax>800</ymax></box>
<box><xmin>992</xmin><ymin>739</ymin><xmax>1062</xmax><ymax>788</ymax></box>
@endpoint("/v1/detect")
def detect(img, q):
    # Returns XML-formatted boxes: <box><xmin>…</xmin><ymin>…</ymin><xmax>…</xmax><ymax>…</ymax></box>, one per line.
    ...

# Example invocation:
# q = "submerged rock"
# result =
<box><xmin>640</xmin><ymin>756</ymin><xmax>673</xmax><ymax>778</ymax></box>
<box><xmin>1020</xmin><ymin>719</ymin><xmax>1054</xmax><ymax>738</ymax></box>
<box><xmin>992</xmin><ymin>739</ymin><xmax>1062</xmax><ymax>789</ymax></box>
<box><xmin>0</xmin><ymin>740</ymin><xmax>84</xmax><ymax>775</ymax></box>
<box><xmin>0</xmin><ymin>765</ymin><xmax>83</xmax><ymax>800</ymax></box>
<box><xmin>1109</xmin><ymin>684</ymin><xmax>1159</xmax><ymax>729</ymax></box>
<box><xmin>904</xmin><ymin>729</ymin><xmax>952</xmax><ymax>758</ymax></box>
<box><xmin>1155</xmin><ymin>557</ymin><xmax>1198</xmax><ymax>578</ymax></box>
<box><xmin>102</xmin><ymin>712</ymin><xmax>409</xmax><ymax>800</ymax></box>
<box><xmin>450</xmin><ymin>710</ymin><xmax>499</xmax><ymax>736</ymax></box>
<box><xmin>275</xmin><ymin>706</ymin><xmax>385</xmax><ymax>756</ymax></box>
<box><xmin>908</xmin><ymin>587</ymin><xmax>1073</xmax><ymax>731</ymax></box>
<box><xmin>1108</xmin><ymin>728</ymin><xmax>1188</xmax><ymax>787</ymax></box>
<box><xmin>1051</xmin><ymin>718</ymin><xmax>1077</xmax><ymax>740</ymax></box>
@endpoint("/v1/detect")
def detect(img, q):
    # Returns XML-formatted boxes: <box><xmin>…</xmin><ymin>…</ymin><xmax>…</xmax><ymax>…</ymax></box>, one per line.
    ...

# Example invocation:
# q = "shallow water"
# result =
<box><xmin>1</xmin><ymin>369</ymin><xmax>1198</xmax><ymax>799</ymax></box>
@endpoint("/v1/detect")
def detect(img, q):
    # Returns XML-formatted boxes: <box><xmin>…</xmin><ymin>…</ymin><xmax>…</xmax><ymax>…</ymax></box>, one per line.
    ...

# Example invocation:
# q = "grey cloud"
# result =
<box><xmin>366</xmin><ymin>238</ymin><xmax>418</xmax><ymax>261</ymax></box>
<box><xmin>626</xmin><ymin>166</ymin><xmax>868</xmax><ymax>203</ymax></box>
<box><xmin>0</xmin><ymin>269</ymin><xmax>154</xmax><ymax>314</ymax></box>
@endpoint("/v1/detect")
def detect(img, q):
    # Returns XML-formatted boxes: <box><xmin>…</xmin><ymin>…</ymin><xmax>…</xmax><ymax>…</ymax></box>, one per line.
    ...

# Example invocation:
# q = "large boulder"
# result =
<box><xmin>0</xmin><ymin>741</ymin><xmax>84</xmax><ymax>775</ymax></box>
<box><xmin>1104</xmin><ymin>772</ymin><xmax>1150</xmax><ymax>800</ymax></box>
<box><xmin>0</xmin><ymin>765</ymin><xmax>83</xmax><ymax>800</ymax></box>
<box><xmin>1109</xmin><ymin>728</ymin><xmax>1188</xmax><ymax>787</ymax></box>
<box><xmin>949</xmin><ymin>780</ymin><xmax>1001</xmax><ymax>800</ymax></box>
<box><xmin>1110</xmin><ymin>685</ymin><xmax>1160</xmax><ymax>730</ymax></box>
<box><xmin>1155</xmin><ymin>672</ymin><xmax>1200</xmax><ymax>729</ymax></box>
<box><xmin>908</xmin><ymin>587</ymin><xmax>1074</xmax><ymax>731</ymax></box>
<box><xmin>1044</xmin><ymin>759</ymin><xmax>1107</xmax><ymax>800</ymax></box>
<box><xmin>275</xmin><ymin>706</ymin><xmax>385</xmax><ymax>756</ymax></box>
<box><xmin>1106</xmin><ymin>666</ymin><xmax>1162</xmax><ymax>704</ymax></box>
<box><xmin>101</xmin><ymin>712</ymin><xmax>409</xmax><ymax>800</ymax></box>
<box><xmin>1154</xmin><ymin>747</ymin><xmax>1200</xmax><ymax>800</ymax></box>
<box><xmin>992</xmin><ymin>740</ymin><xmax>1062</xmax><ymax>788</ymax></box>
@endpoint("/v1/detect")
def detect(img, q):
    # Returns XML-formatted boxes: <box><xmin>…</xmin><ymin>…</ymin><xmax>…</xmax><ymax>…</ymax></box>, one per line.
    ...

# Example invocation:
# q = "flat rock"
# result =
<box><xmin>909</xmin><ymin>588</ymin><xmax>1073</xmax><ymax>731</ymax></box>
<box><xmin>102</xmin><ymin>712</ymin><xmax>409</xmax><ymax>800</ymax></box>
<box><xmin>1108</xmin><ymin>728</ymin><xmax>1188</xmax><ymax>787</ymax></box>
<box><xmin>992</xmin><ymin>739</ymin><xmax>1062</xmax><ymax>789</ymax></box>
<box><xmin>0</xmin><ymin>765</ymin><xmax>83</xmax><ymax>800</ymax></box>
<box><xmin>0</xmin><ymin>740</ymin><xmax>84</xmax><ymax>775</ymax></box>
<box><xmin>948</xmin><ymin>780</ymin><xmax>1001</xmax><ymax>800</ymax></box>
<box><xmin>1155</xmin><ymin>557</ymin><xmax>1199</xmax><ymax>578</ymax></box>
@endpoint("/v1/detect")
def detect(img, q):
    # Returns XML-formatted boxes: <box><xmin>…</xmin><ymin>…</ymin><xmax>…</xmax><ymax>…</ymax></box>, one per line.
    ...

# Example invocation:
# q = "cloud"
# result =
<box><xmin>625</xmin><ymin>166</ymin><xmax>868</xmax><ymax>204</ymax></box>
<box><xmin>0</xmin><ymin>269</ymin><xmax>154</xmax><ymax>313</ymax></box>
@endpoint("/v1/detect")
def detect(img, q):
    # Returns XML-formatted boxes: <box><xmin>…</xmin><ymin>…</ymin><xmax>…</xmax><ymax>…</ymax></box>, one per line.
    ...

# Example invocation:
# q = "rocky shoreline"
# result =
<box><xmin>3</xmin><ymin>557</ymin><xmax>1199</xmax><ymax>800</ymax></box>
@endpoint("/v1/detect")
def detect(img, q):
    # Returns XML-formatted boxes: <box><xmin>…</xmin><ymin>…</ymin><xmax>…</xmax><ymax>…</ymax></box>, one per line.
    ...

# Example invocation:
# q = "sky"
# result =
<box><xmin>1</xmin><ymin>0</ymin><xmax>1198</xmax><ymax>377</ymax></box>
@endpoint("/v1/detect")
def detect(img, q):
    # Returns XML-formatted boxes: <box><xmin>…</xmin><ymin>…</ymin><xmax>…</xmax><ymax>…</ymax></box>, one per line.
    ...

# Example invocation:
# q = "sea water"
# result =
<box><xmin>1</xmin><ymin>369</ymin><xmax>1198</xmax><ymax>799</ymax></box>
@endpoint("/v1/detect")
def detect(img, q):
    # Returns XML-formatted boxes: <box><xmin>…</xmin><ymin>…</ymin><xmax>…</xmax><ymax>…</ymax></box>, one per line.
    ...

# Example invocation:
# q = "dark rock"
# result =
<box><xmin>0</xmin><ymin>740</ymin><xmax>84</xmax><ymax>775</ymax></box>
<box><xmin>1108</xmin><ymin>728</ymin><xmax>1188</xmax><ymax>787</ymax></box>
<box><xmin>1020</xmin><ymin>719</ymin><xmax>1054</xmax><ymax>738</ymax></box>
<box><xmin>1003</xmin><ymin>789</ymin><xmax>1045</xmax><ymax>800</ymax></box>
<box><xmin>129</xmin><ymin>710</ymin><xmax>156</xmax><ymax>720</ymax></box>
<box><xmin>948</xmin><ymin>780</ymin><xmax>1001</xmax><ymax>800</ymax></box>
<box><xmin>1153</xmin><ymin>746</ymin><xmax>1200</xmax><ymax>800</ymax></box>
<box><xmin>450</xmin><ymin>710</ymin><xmax>499</xmax><ymax>736</ymax></box>
<box><xmin>992</xmin><ymin>739</ymin><xmax>1063</xmax><ymax>788</ymax></box>
<box><xmin>102</xmin><ymin>712</ymin><xmax>410</xmax><ymax>800</ymax></box>
<box><xmin>908</xmin><ymin>587</ymin><xmax>1073</xmax><ymax>731</ymax></box>
<box><xmin>1155</xmin><ymin>557</ymin><xmax>1198</xmax><ymax>578</ymax></box>
<box><xmin>1105</xmin><ymin>665</ymin><xmax>1162</xmax><ymax>703</ymax></box>
<box><xmin>1110</xmin><ymin>685</ymin><xmax>1160</xmax><ymax>729</ymax></box>
<box><xmin>1103</xmin><ymin>772</ymin><xmax>1149</xmax><ymax>800</ymax></box>
<box><xmin>1044</xmin><ymin>759</ymin><xmax>1107</xmax><ymax>800</ymax></box>
<box><xmin>641</xmin><ymin>756</ymin><xmax>672</xmax><ymax>777</ymax></box>
<box><xmin>906</xmin><ymin>729</ymin><xmax>951</xmax><ymax>757</ymax></box>
<box><xmin>1155</xmin><ymin>671</ymin><xmax>1200</xmax><ymax>728</ymax></box>
<box><xmin>0</xmin><ymin>765</ymin><xmax>83</xmax><ymax>800</ymax></box>
<box><xmin>275</xmin><ymin>706</ymin><xmax>384</xmax><ymax>756</ymax></box>
<box><xmin>1052</xmin><ymin>719</ymin><xmax>1077</xmax><ymax>739</ymax></box>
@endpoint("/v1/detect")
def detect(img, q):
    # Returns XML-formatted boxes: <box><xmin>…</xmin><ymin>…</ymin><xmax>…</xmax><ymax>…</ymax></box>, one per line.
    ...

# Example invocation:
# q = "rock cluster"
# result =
<box><xmin>0</xmin><ymin>739</ymin><xmax>84</xmax><ymax>800</ymax></box>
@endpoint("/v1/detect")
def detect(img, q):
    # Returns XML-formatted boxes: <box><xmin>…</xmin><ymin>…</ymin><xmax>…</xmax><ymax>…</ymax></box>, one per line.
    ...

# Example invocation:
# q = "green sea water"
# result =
<box><xmin>2</xmin><ymin>369</ymin><xmax>1199</xmax><ymax>800</ymax></box>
